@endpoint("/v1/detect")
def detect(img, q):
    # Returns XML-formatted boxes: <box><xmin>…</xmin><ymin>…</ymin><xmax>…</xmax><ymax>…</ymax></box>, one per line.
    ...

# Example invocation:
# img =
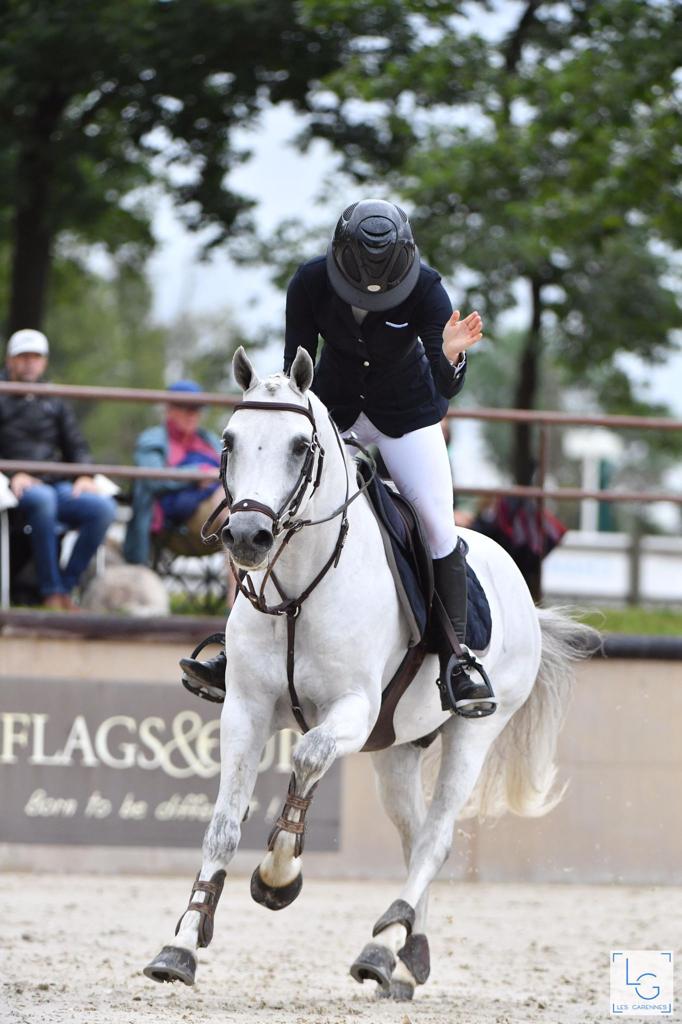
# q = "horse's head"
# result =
<box><xmin>220</xmin><ymin>346</ymin><xmax>323</xmax><ymax>569</ymax></box>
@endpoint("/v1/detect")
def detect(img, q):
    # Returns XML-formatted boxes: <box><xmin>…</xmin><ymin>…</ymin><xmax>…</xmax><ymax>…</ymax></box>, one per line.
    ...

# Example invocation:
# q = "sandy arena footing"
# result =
<box><xmin>0</xmin><ymin>874</ymin><xmax>679</xmax><ymax>1024</ymax></box>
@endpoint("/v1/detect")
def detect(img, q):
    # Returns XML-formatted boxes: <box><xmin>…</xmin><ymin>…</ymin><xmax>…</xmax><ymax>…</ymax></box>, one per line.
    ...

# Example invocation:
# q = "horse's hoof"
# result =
<box><xmin>250</xmin><ymin>866</ymin><xmax>302</xmax><ymax>910</ymax></box>
<box><xmin>377</xmin><ymin>980</ymin><xmax>415</xmax><ymax>1001</ymax></box>
<box><xmin>398</xmin><ymin>932</ymin><xmax>431</xmax><ymax>985</ymax></box>
<box><xmin>143</xmin><ymin>945</ymin><xmax>197</xmax><ymax>985</ymax></box>
<box><xmin>349</xmin><ymin>942</ymin><xmax>396</xmax><ymax>991</ymax></box>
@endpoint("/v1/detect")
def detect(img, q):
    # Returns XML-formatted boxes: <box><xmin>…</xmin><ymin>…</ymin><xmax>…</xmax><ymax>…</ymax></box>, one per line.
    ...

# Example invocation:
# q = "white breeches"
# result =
<box><xmin>343</xmin><ymin>413</ymin><xmax>458</xmax><ymax>559</ymax></box>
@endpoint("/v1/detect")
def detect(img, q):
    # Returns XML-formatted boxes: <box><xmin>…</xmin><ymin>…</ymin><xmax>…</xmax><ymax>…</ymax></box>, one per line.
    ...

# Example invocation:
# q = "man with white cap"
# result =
<box><xmin>0</xmin><ymin>328</ymin><xmax>117</xmax><ymax>609</ymax></box>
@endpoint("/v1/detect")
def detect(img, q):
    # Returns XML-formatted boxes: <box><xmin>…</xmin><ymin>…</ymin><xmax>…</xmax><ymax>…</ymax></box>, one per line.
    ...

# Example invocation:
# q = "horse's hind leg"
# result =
<box><xmin>144</xmin><ymin>694</ymin><xmax>272</xmax><ymax>987</ymax></box>
<box><xmin>398</xmin><ymin>714</ymin><xmax>507</xmax><ymax>908</ymax></box>
<box><xmin>350</xmin><ymin>743</ymin><xmax>431</xmax><ymax>1000</ymax></box>
<box><xmin>352</xmin><ymin>714</ymin><xmax>510</xmax><ymax>1000</ymax></box>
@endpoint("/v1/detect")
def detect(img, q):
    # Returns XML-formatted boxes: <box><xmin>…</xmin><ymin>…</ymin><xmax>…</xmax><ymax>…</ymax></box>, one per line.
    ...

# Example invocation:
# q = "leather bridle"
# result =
<box><xmin>201</xmin><ymin>397</ymin><xmax>375</xmax><ymax>733</ymax></box>
<box><xmin>213</xmin><ymin>400</ymin><xmax>325</xmax><ymax>535</ymax></box>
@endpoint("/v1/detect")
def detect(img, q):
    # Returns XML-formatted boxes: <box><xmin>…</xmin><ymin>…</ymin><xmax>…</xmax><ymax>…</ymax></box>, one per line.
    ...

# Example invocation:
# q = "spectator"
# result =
<box><xmin>0</xmin><ymin>328</ymin><xmax>117</xmax><ymax>610</ymax></box>
<box><xmin>470</xmin><ymin>495</ymin><xmax>567</xmax><ymax>601</ymax></box>
<box><xmin>123</xmin><ymin>381</ymin><xmax>225</xmax><ymax>566</ymax></box>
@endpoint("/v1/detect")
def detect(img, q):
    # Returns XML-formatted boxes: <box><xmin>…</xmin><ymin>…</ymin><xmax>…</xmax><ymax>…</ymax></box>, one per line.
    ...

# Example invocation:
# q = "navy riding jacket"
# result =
<box><xmin>284</xmin><ymin>256</ymin><xmax>467</xmax><ymax>437</ymax></box>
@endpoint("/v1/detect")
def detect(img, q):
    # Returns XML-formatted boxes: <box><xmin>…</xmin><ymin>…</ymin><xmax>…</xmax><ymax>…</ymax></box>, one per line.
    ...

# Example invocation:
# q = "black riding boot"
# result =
<box><xmin>180</xmin><ymin>634</ymin><xmax>227</xmax><ymax>704</ymax></box>
<box><xmin>432</xmin><ymin>543</ymin><xmax>496</xmax><ymax>718</ymax></box>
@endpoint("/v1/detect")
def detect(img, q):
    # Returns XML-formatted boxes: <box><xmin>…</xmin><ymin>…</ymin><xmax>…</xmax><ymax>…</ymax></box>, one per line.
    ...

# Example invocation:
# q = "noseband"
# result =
<box><xmin>201</xmin><ymin>396</ymin><xmax>375</xmax><ymax>734</ymax></box>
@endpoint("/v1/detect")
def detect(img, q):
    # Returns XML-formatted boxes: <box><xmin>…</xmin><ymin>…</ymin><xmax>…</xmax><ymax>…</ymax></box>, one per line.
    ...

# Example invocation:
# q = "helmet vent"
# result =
<box><xmin>340</xmin><ymin>248</ymin><xmax>362</xmax><ymax>284</ymax></box>
<box><xmin>389</xmin><ymin>249</ymin><xmax>409</xmax><ymax>284</ymax></box>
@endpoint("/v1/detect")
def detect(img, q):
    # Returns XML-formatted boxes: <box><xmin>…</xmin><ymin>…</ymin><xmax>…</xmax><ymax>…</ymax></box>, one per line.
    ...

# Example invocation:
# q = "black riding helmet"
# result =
<box><xmin>326</xmin><ymin>199</ymin><xmax>420</xmax><ymax>312</ymax></box>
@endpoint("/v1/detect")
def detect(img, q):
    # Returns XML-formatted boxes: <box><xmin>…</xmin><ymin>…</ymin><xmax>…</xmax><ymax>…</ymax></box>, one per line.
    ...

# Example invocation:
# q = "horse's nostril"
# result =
<box><xmin>221</xmin><ymin>526</ymin><xmax>234</xmax><ymax>546</ymax></box>
<box><xmin>253</xmin><ymin>529</ymin><xmax>274</xmax><ymax>550</ymax></box>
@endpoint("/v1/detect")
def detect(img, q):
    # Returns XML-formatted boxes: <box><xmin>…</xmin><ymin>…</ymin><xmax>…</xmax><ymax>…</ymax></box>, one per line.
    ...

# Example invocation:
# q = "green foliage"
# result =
<box><xmin>3</xmin><ymin>0</ymin><xmax>680</xmax><ymax>501</ymax></box>
<box><xmin>299</xmin><ymin>0</ymin><xmax>682</xmax><ymax>475</ymax></box>
<box><xmin>466</xmin><ymin>326</ymin><xmax>567</xmax><ymax>468</ymax></box>
<box><xmin>43</xmin><ymin>256</ymin><xmax>167</xmax><ymax>465</ymax></box>
<box><xmin>38</xmin><ymin>257</ymin><xmax>264</xmax><ymax>468</ymax></box>
<box><xmin>162</xmin><ymin>308</ymin><xmax>262</xmax><ymax>436</ymax></box>
<box><xmin>169</xmin><ymin>590</ymin><xmax>228</xmax><ymax>617</ymax></box>
<box><xmin>3</xmin><ymin>0</ymin><xmax>427</xmax><ymax>473</ymax></box>
<box><xmin>232</xmin><ymin>217</ymin><xmax>330</xmax><ymax>294</ymax></box>
<box><xmin>0</xmin><ymin>0</ymin><xmax>448</xmax><ymax>330</ymax></box>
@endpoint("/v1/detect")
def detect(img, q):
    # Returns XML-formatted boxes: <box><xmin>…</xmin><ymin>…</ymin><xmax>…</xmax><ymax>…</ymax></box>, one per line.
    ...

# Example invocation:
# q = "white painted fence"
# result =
<box><xmin>543</xmin><ymin>530</ymin><xmax>682</xmax><ymax>604</ymax></box>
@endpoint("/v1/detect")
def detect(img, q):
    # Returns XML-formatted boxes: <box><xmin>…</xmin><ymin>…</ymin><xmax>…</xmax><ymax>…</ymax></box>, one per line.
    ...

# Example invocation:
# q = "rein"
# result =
<box><xmin>202</xmin><ymin>397</ymin><xmax>376</xmax><ymax>733</ymax></box>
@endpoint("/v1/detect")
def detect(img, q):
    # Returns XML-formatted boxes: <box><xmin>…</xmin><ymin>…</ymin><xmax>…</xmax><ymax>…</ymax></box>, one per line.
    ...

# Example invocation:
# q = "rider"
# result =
<box><xmin>180</xmin><ymin>199</ymin><xmax>496</xmax><ymax>717</ymax></box>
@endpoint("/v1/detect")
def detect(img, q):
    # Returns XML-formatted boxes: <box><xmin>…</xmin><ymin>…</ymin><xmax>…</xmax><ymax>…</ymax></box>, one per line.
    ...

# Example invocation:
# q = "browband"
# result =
<box><xmin>233</xmin><ymin>400</ymin><xmax>317</xmax><ymax>427</ymax></box>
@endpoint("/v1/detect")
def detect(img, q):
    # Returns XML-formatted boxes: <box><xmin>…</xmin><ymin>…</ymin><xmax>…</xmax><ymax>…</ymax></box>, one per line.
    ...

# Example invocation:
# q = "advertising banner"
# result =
<box><xmin>0</xmin><ymin>676</ymin><xmax>340</xmax><ymax>850</ymax></box>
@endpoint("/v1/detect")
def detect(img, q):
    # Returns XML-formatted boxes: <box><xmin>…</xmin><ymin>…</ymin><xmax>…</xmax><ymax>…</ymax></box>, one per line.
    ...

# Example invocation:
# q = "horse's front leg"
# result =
<box><xmin>251</xmin><ymin>692</ymin><xmax>373</xmax><ymax>911</ymax></box>
<box><xmin>144</xmin><ymin>690</ymin><xmax>272</xmax><ymax>986</ymax></box>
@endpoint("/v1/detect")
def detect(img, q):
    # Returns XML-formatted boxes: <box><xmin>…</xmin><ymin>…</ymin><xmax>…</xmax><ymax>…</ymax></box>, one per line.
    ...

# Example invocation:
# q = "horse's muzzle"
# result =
<box><xmin>221</xmin><ymin>512</ymin><xmax>274</xmax><ymax>569</ymax></box>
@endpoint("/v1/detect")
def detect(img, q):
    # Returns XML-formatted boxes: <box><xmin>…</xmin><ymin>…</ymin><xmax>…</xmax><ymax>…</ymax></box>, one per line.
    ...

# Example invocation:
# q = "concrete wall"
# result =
<box><xmin>1</xmin><ymin>632</ymin><xmax>680</xmax><ymax>883</ymax></box>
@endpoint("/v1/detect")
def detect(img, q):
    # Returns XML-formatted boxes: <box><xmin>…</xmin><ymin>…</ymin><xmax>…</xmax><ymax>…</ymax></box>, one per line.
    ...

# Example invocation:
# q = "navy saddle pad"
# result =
<box><xmin>358</xmin><ymin>461</ymin><xmax>492</xmax><ymax>653</ymax></box>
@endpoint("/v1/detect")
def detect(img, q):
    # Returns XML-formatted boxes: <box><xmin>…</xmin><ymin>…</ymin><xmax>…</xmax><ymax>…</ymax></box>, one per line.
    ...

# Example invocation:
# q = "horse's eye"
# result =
<box><xmin>292</xmin><ymin>437</ymin><xmax>310</xmax><ymax>458</ymax></box>
<box><xmin>222</xmin><ymin>434</ymin><xmax>233</xmax><ymax>454</ymax></box>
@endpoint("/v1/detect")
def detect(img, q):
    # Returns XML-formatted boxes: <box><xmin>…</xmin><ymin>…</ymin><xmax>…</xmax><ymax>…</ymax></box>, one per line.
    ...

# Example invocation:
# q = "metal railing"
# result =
<box><xmin>445</xmin><ymin>405</ymin><xmax>681</xmax><ymax>506</ymax></box>
<box><xmin>1</xmin><ymin>379</ymin><xmax>680</xmax><ymax>502</ymax></box>
<box><xmin>0</xmin><ymin>381</ymin><xmax>234</xmax><ymax>484</ymax></box>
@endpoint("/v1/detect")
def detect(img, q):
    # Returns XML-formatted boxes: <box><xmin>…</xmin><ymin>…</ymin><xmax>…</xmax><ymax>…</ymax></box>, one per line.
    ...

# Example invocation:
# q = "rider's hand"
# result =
<box><xmin>442</xmin><ymin>310</ymin><xmax>483</xmax><ymax>364</ymax></box>
<box><xmin>10</xmin><ymin>472</ymin><xmax>40</xmax><ymax>498</ymax></box>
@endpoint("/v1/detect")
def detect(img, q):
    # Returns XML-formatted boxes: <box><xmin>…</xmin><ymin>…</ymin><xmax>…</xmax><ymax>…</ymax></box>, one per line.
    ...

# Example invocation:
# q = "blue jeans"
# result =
<box><xmin>18</xmin><ymin>482</ymin><xmax>117</xmax><ymax>596</ymax></box>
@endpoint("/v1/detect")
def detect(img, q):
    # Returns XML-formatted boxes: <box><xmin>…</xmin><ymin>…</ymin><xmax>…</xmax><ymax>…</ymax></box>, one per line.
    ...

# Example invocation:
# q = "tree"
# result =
<box><xmin>43</xmin><ymin>257</ymin><xmax>168</xmax><ymax>464</ymax></box>
<box><xmin>162</xmin><ymin>307</ymin><xmax>262</xmax><ymax>435</ymax></box>
<box><xmin>300</xmin><ymin>0</ymin><xmax>682</xmax><ymax>484</ymax></box>
<box><xmin>0</xmin><ymin>0</ymin><xmax>433</xmax><ymax>334</ymax></box>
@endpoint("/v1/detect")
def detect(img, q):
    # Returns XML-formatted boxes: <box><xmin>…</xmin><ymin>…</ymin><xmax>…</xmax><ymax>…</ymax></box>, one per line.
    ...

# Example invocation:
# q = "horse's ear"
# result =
<box><xmin>289</xmin><ymin>347</ymin><xmax>314</xmax><ymax>395</ymax></box>
<box><xmin>233</xmin><ymin>346</ymin><xmax>259</xmax><ymax>392</ymax></box>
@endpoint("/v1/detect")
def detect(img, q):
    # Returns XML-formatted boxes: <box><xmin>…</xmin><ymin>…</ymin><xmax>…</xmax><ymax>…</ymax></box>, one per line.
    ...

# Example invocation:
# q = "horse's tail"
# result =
<box><xmin>462</xmin><ymin>607</ymin><xmax>599</xmax><ymax>821</ymax></box>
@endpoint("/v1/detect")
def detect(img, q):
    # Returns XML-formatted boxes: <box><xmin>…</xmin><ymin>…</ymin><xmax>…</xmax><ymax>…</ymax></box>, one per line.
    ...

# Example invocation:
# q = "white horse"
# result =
<box><xmin>144</xmin><ymin>347</ymin><xmax>595</xmax><ymax>1000</ymax></box>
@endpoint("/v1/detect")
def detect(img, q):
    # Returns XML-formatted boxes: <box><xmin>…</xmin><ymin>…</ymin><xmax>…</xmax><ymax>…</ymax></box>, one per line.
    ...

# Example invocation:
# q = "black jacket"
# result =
<box><xmin>284</xmin><ymin>256</ymin><xmax>466</xmax><ymax>436</ymax></box>
<box><xmin>0</xmin><ymin>373</ymin><xmax>92</xmax><ymax>480</ymax></box>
